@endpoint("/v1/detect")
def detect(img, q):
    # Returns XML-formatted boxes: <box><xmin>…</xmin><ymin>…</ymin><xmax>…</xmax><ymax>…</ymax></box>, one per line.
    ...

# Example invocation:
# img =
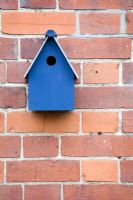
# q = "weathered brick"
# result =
<box><xmin>0</xmin><ymin>0</ymin><xmax>18</xmax><ymax>9</ymax></box>
<box><xmin>0</xmin><ymin>87</ymin><xmax>26</xmax><ymax>109</ymax></box>
<box><xmin>0</xmin><ymin>63</ymin><xmax>6</xmax><ymax>83</ymax></box>
<box><xmin>60</xmin><ymin>0</ymin><xmax>133</xmax><ymax>10</ymax></box>
<box><xmin>20</xmin><ymin>0</ymin><xmax>56</xmax><ymax>8</ymax></box>
<box><xmin>7</xmin><ymin>160</ymin><xmax>80</xmax><ymax>182</ymax></box>
<box><xmin>122</xmin><ymin>112</ymin><xmax>133</xmax><ymax>132</ymax></box>
<box><xmin>21</xmin><ymin>38</ymin><xmax>44</xmax><ymax>59</ymax></box>
<box><xmin>25</xmin><ymin>185</ymin><xmax>60</xmax><ymax>200</ymax></box>
<box><xmin>121</xmin><ymin>160</ymin><xmax>133</xmax><ymax>182</ymax></box>
<box><xmin>24</xmin><ymin>136</ymin><xmax>58</xmax><ymax>157</ymax></box>
<box><xmin>7</xmin><ymin>62</ymin><xmax>30</xmax><ymax>83</ymax></box>
<box><xmin>123</xmin><ymin>62</ymin><xmax>133</xmax><ymax>84</ymax></box>
<box><xmin>2</xmin><ymin>12</ymin><xmax>76</xmax><ymax>35</ymax></box>
<box><xmin>80</xmin><ymin>13</ymin><xmax>120</xmax><ymax>34</ymax></box>
<box><xmin>7</xmin><ymin>112</ymin><xmax>45</xmax><ymax>133</ymax></box>
<box><xmin>0</xmin><ymin>113</ymin><xmax>4</xmax><ymax>133</ymax></box>
<box><xmin>0</xmin><ymin>162</ymin><xmax>4</xmax><ymax>183</ymax></box>
<box><xmin>64</xmin><ymin>185</ymin><xmax>133</xmax><ymax>200</ymax></box>
<box><xmin>82</xmin><ymin>160</ymin><xmax>118</xmax><ymax>182</ymax></box>
<box><xmin>83</xmin><ymin>112</ymin><xmax>118</xmax><ymax>133</ymax></box>
<box><xmin>0</xmin><ymin>137</ymin><xmax>20</xmax><ymax>157</ymax></box>
<box><xmin>126</xmin><ymin>12</ymin><xmax>133</xmax><ymax>33</ymax></box>
<box><xmin>0</xmin><ymin>38</ymin><xmax>18</xmax><ymax>60</ymax></box>
<box><xmin>83</xmin><ymin>63</ymin><xmax>119</xmax><ymax>84</ymax></box>
<box><xmin>75</xmin><ymin>87</ymin><xmax>133</xmax><ymax>109</ymax></box>
<box><xmin>61</xmin><ymin>136</ymin><xmax>133</xmax><ymax>157</ymax></box>
<box><xmin>0</xmin><ymin>186</ymin><xmax>22</xmax><ymax>200</ymax></box>
<box><xmin>59</xmin><ymin>38</ymin><xmax>131</xmax><ymax>59</ymax></box>
<box><xmin>45</xmin><ymin>112</ymin><xmax>80</xmax><ymax>133</ymax></box>
<box><xmin>21</xmin><ymin>38</ymin><xmax>131</xmax><ymax>59</ymax></box>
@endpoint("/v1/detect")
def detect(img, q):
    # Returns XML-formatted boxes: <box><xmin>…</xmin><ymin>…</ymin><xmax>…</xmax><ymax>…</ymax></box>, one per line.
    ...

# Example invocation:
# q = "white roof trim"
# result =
<box><xmin>24</xmin><ymin>37</ymin><xmax>79</xmax><ymax>79</ymax></box>
<box><xmin>24</xmin><ymin>37</ymin><xmax>48</xmax><ymax>78</ymax></box>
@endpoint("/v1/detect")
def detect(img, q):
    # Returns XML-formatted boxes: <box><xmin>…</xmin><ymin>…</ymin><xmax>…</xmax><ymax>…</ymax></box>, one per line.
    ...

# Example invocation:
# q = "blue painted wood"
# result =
<box><xmin>27</xmin><ymin>36</ymin><xmax>75</xmax><ymax>111</ymax></box>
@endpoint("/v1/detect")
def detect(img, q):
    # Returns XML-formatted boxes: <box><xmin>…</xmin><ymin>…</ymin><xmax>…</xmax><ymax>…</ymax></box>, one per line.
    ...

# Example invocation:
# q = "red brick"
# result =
<box><xmin>75</xmin><ymin>87</ymin><xmax>133</xmax><ymax>109</ymax></box>
<box><xmin>24</xmin><ymin>136</ymin><xmax>58</xmax><ymax>157</ymax></box>
<box><xmin>0</xmin><ymin>87</ymin><xmax>26</xmax><ymax>109</ymax></box>
<box><xmin>64</xmin><ymin>185</ymin><xmax>133</xmax><ymax>200</ymax></box>
<box><xmin>0</xmin><ymin>113</ymin><xmax>4</xmax><ymax>133</ymax></box>
<box><xmin>83</xmin><ymin>63</ymin><xmax>119</xmax><ymax>84</ymax></box>
<box><xmin>21</xmin><ymin>0</ymin><xmax>56</xmax><ymax>8</ymax></box>
<box><xmin>7</xmin><ymin>160</ymin><xmax>80</xmax><ymax>182</ymax></box>
<box><xmin>45</xmin><ymin>112</ymin><xmax>80</xmax><ymax>133</ymax></box>
<box><xmin>0</xmin><ymin>162</ymin><xmax>4</xmax><ymax>183</ymax></box>
<box><xmin>59</xmin><ymin>38</ymin><xmax>131</xmax><ymax>59</ymax></box>
<box><xmin>61</xmin><ymin>136</ymin><xmax>133</xmax><ymax>157</ymax></box>
<box><xmin>0</xmin><ymin>137</ymin><xmax>20</xmax><ymax>157</ymax></box>
<box><xmin>2</xmin><ymin>12</ymin><xmax>76</xmax><ymax>35</ymax></box>
<box><xmin>121</xmin><ymin>160</ymin><xmax>133</xmax><ymax>182</ymax></box>
<box><xmin>21</xmin><ymin>38</ymin><xmax>131</xmax><ymax>59</ymax></box>
<box><xmin>0</xmin><ymin>0</ymin><xmax>18</xmax><ymax>9</ymax></box>
<box><xmin>126</xmin><ymin>13</ymin><xmax>133</xmax><ymax>33</ymax></box>
<box><xmin>25</xmin><ymin>185</ymin><xmax>60</xmax><ymax>200</ymax></box>
<box><xmin>83</xmin><ymin>112</ymin><xmax>118</xmax><ymax>133</ymax></box>
<box><xmin>7</xmin><ymin>112</ymin><xmax>45</xmax><ymax>133</ymax></box>
<box><xmin>123</xmin><ymin>62</ymin><xmax>133</xmax><ymax>84</ymax></box>
<box><xmin>21</xmin><ymin>38</ymin><xmax>44</xmax><ymax>59</ymax></box>
<box><xmin>82</xmin><ymin>160</ymin><xmax>118</xmax><ymax>182</ymax></box>
<box><xmin>60</xmin><ymin>0</ymin><xmax>133</xmax><ymax>10</ymax></box>
<box><xmin>0</xmin><ymin>186</ymin><xmax>22</xmax><ymax>200</ymax></box>
<box><xmin>0</xmin><ymin>63</ymin><xmax>6</xmax><ymax>83</ymax></box>
<box><xmin>7</xmin><ymin>62</ymin><xmax>30</xmax><ymax>83</ymax></box>
<box><xmin>122</xmin><ymin>112</ymin><xmax>133</xmax><ymax>132</ymax></box>
<box><xmin>80</xmin><ymin>13</ymin><xmax>120</xmax><ymax>34</ymax></box>
<box><xmin>0</xmin><ymin>38</ymin><xmax>18</xmax><ymax>60</ymax></box>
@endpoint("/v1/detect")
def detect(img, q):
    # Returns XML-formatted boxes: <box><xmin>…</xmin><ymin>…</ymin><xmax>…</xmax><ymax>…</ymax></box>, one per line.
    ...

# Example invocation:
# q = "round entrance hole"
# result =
<box><xmin>46</xmin><ymin>56</ymin><xmax>56</xmax><ymax>66</ymax></box>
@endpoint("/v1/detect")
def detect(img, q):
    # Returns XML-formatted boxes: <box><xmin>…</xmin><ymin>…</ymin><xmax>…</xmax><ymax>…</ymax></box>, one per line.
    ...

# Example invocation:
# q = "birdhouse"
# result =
<box><xmin>24</xmin><ymin>30</ymin><xmax>79</xmax><ymax>111</ymax></box>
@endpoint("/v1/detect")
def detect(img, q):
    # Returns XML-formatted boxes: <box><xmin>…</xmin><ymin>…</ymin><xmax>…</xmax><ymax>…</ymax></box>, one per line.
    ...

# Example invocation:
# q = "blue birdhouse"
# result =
<box><xmin>24</xmin><ymin>30</ymin><xmax>79</xmax><ymax>111</ymax></box>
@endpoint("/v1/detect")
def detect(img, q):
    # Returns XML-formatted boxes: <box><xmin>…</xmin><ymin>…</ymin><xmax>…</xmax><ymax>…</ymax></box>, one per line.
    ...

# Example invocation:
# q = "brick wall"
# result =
<box><xmin>0</xmin><ymin>0</ymin><xmax>133</xmax><ymax>199</ymax></box>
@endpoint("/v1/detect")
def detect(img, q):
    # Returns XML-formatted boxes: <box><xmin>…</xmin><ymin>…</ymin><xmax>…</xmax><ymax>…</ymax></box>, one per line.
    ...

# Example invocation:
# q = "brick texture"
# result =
<box><xmin>0</xmin><ymin>113</ymin><xmax>4</xmax><ymax>133</ymax></box>
<box><xmin>82</xmin><ymin>112</ymin><xmax>118</xmax><ymax>133</ymax></box>
<box><xmin>0</xmin><ymin>38</ymin><xmax>18</xmax><ymax>60</ymax></box>
<box><xmin>126</xmin><ymin>12</ymin><xmax>133</xmax><ymax>33</ymax></box>
<box><xmin>24</xmin><ymin>136</ymin><xmax>58</xmax><ymax>157</ymax></box>
<box><xmin>2</xmin><ymin>12</ymin><xmax>76</xmax><ymax>35</ymax></box>
<box><xmin>82</xmin><ymin>160</ymin><xmax>118</xmax><ymax>182</ymax></box>
<box><xmin>20</xmin><ymin>0</ymin><xmax>56</xmax><ymax>9</ymax></box>
<box><xmin>25</xmin><ymin>185</ymin><xmax>60</xmax><ymax>200</ymax></box>
<box><xmin>0</xmin><ymin>186</ymin><xmax>22</xmax><ymax>200</ymax></box>
<box><xmin>20</xmin><ymin>38</ymin><xmax>131</xmax><ymax>59</ymax></box>
<box><xmin>121</xmin><ymin>160</ymin><xmax>133</xmax><ymax>182</ymax></box>
<box><xmin>0</xmin><ymin>63</ymin><xmax>6</xmax><ymax>83</ymax></box>
<box><xmin>75</xmin><ymin>87</ymin><xmax>133</xmax><ymax>109</ymax></box>
<box><xmin>61</xmin><ymin>136</ymin><xmax>133</xmax><ymax>157</ymax></box>
<box><xmin>64</xmin><ymin>185</ymin><xmax>133</xmax><ymax>200</ymax></box>
<box><xmin>60</xmin><ymin>0</ymin><xmax>133</xmax><ymax>10</ymax></box>
<box><xmin>80</xmin><ymin>13</ymin><xmax>120</xmax><ymax>34</ymax></box>
<box><xmin>0</xmin><ymin>0</ymin><xmax>18</xmax><ymax>9</ymax></box>
<box><xmin>0</xmin><ymin>137</ymin><xmax>20</xmax><ymax>157</ymax></box>
<box><xmin>83</xmin><ymin>63</ymin><xmax>119</xmax><ymax>84</ymax></box>
<box><xmin>1</xmin><ymin>0</ymin><xmax>133</xmax><ymax>199</ymax></box>
<box><xmin>123</xmin><ymin>62</ymin><xmax>133</xmax><ymax>84</ymax></box>
<box><xmin>7</xmin><ymin>160</ymin><xmax>80</xmax><ymax>182</ymax></box>
<box><xmin>0</xmin><ymin>88</ymin><xmax>26</xmax><ymax>108</ymax></box>
<box><xmin>7</xmin><ymin>62</ymin><xmax>30</xmax><ymax>83</ymax></box>
<box><xmin>122</xmin><ymin>112</ymin><xmax>133</xmax><ymax>132</ymax></box>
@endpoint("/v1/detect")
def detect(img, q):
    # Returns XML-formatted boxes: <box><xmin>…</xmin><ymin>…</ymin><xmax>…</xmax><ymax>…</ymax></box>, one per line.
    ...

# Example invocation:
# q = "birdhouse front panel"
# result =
<box><xmin>27</xmin><ymin>35</ymin><xmax>75</xmax><ymax>111</ymax></box>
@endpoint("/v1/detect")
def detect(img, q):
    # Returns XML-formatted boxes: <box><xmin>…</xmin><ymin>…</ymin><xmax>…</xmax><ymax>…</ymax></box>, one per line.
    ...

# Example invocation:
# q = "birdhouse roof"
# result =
<box><xmin>24</xmin><ymin>30</ymin><xmax>79</xmax><ymax>79</ymax></box>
